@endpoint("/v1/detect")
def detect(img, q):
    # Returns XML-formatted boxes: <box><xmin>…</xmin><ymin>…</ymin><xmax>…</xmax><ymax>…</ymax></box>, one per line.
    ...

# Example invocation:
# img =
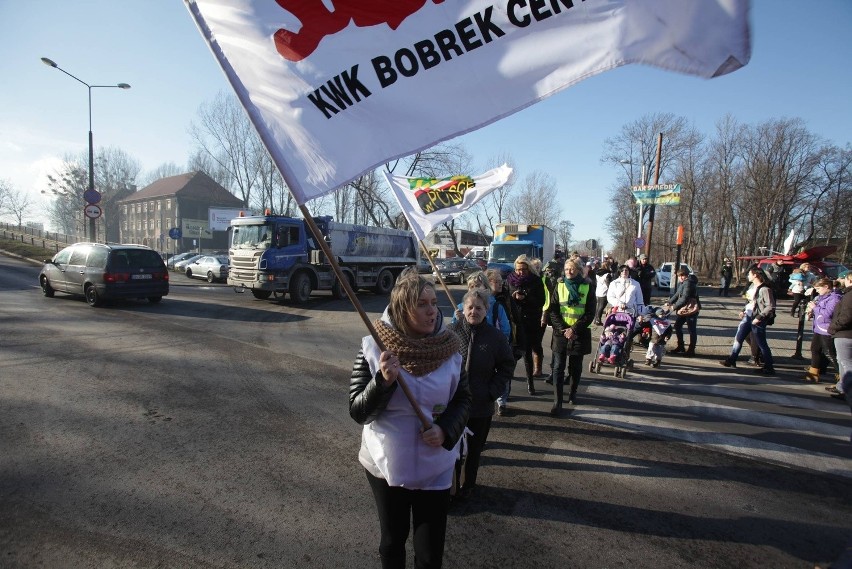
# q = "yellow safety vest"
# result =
<box><xmin>557</xmin><ymin>281</ymin><xmax>590</xmax><ymax>327</ymax></box>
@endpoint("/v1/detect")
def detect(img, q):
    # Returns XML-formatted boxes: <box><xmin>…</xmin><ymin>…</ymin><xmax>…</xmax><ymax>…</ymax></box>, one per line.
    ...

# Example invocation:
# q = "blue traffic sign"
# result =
<box><xmin>634</xmin><ymin>237</ymin><xmax>646</xmax><ymax>249</ymax></box>
<box><xmin>84</xmin><ymin>189</ymin><xmax>101</xmax><ymax>204</ymax></box>
<box><xmin>168</xmin><ymin>227</ymin><xmax>182</xmax><ymax>239</ymax></box>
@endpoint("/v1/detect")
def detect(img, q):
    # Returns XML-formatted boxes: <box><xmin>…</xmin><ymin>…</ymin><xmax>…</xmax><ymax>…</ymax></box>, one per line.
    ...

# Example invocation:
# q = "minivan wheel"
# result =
<box><xmin>148</xmin><ymin>296</ymin><xmax>162</xmax><ymax>303</ymax></box>
<box><xmin>85</xmin><ymin>284</ymin><xmax>102</xmax><ymax>307</ymax></box>
<box><xmin>206</xmin><ymin>271</ymin><xmax>215</xmax><ymax>283</ymax></box>
<box><xmin>40</xmin><ymin>276</ymin><xmax>55</xmax><ymax>297</ymax></box>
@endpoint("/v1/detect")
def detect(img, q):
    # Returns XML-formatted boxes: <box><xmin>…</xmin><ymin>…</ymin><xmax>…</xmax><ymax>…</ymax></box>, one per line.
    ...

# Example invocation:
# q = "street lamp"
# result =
<box><xmin>41</xmin><ymin>57</ymin><xmax>130</xmax><ymax>242</ymax></box>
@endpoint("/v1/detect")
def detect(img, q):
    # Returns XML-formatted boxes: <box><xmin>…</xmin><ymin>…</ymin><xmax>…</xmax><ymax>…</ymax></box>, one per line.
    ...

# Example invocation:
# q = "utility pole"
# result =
<box><xmin>644</xmin><ymin>133</ymin><xmax>663</xmax><ymax>260</ymax></box>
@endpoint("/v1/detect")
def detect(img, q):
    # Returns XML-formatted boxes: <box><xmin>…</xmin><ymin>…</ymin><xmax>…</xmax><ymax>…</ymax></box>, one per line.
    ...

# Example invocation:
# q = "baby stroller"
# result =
<box><xmin>590</xmin><ymin>309</ymin><xmax>635</xmax><ymax>378</ymax></box>
<box><xmin>640</xmin><ymin>306</ymin><xmax>673</xmax><ymax>368</ymax></box>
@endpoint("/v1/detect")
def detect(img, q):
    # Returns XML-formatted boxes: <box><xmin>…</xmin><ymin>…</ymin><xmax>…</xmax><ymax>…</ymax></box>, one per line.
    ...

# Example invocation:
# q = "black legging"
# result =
<box><xmin>790</xmin><ymin>293</ymin><xmax>807</xmax><ymax>316</ymax></box>
<box><xmin>366</xmin><ymin>470</ymin><xmax>451</xmax><ymax>569</ymax></box>
<box><xmin>810</xmin><ymin>333</ymin><xmax>838</xmax><ymax>372</ymax></box>
<box><xmin>461</xmin><ymin>415</ymin><xmax>492</xmax><ymax>489</ymax></box>
<box><xmin>595</xmin><ymin>296</ymin><xmax>608</xmax><ymax>323</ymax></box>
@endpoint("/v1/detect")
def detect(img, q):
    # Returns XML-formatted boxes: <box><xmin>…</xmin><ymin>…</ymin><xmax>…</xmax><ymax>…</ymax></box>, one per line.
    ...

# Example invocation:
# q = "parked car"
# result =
<box><xmin>655</xmin><ymin>262</ymin><xmax>694</xmax><ymax>290</ymax></box>
<box><xmin>432</xmin><ymin>258</ymin><xmax>482</xmax><ymax>284</ymax></box>
<box><xmin>185</xmin><ymin>255</ymin><xmax>230</xmax><ymax>283</ymax></box>
<box><xmin>417</xmin><ymin>257</ymin><xmax>433</xmax><ymax>274</ymax></box>
<box><xmin>167</xmin><ymin>251</ymin><xmax>200</xmax><ymax>270</ymax></box>
<box><xmin>39</xmin><ymin>243</ymin><xmax>169</xmax><ymax>307</ymax></box>
<box><xmin>174</xmin><ymin>254</ymin><xmax>203</xmax><ymax>273</ymax></box>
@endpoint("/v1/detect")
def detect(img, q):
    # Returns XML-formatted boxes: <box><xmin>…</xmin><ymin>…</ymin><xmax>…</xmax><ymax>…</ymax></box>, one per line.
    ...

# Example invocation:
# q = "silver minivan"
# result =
<box><xmin>39</xmin><ymin>243</ymin><xmax>169</xmax><ymax>307</ymax></box>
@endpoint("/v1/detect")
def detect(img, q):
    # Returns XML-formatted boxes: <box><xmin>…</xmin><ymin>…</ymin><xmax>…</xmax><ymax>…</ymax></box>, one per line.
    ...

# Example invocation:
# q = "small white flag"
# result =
<box><xmin>383</xmin><ymin>164</ymin><xmax>512</xmax><ymax>241</ymax></box>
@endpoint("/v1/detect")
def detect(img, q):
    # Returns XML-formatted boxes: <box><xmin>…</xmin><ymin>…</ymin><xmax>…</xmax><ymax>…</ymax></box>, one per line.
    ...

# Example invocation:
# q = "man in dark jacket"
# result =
<box><xmin>720</xmin><ymin>259</ymin><xmax>734</xmax><ymax>297</ymax></box>
<box><xmin>636</xmin><ymin>254</ymin><xmax>656</xmax><ymax>306</ymax></box>
<box><xmin>665</xmin><ymin>266</ymin><xmax>700</xmax><ymax>356</ymax></box>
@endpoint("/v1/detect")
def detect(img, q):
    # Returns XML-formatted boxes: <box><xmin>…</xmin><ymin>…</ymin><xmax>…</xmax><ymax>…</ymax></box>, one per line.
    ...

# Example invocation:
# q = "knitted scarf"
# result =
<box><xmin>506</xmin><ymin>270</ymin><xmax>536</xmax><ymax>288</ymax></box>
<box><xmin>449</xmin><ymin>318</ymin><xmax>484</xmax><ymax>375</ymax></box>
<box><xmin>562</xmin><ymin>275</ymin><xmax>584</xmax><ymax>306</ymax></box>
<box><xmin>374</xmin><ymin>319</ymin><xmax>461</xmax><ymax>376</ymax></box>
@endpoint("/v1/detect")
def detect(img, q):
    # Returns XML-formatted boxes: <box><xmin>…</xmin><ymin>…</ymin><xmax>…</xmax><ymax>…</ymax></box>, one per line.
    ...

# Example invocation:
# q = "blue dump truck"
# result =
<box><xmin>228</xmin><ymin>214</ymin><xmax>418</xmax><ymax>303</ymax></box>
<box><xmin>487</xmin><ymin>223</ymin><xmax>556</xmax><ymax>276</ymax></box>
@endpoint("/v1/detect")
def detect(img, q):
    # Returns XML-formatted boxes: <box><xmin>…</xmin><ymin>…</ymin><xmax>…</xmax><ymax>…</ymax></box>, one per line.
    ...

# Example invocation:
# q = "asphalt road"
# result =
<box><xmin>1</xmin><ymin>253</ymin><xmax>850</xmax><ymax>568</ymax></box>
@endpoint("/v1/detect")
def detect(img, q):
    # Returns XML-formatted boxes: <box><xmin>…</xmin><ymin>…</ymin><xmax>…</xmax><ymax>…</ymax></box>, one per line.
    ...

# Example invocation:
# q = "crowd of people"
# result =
<box><xmin>346</xmin><ymin>255</ymin><xmax>852</xmax><ymax>567</ymax></box>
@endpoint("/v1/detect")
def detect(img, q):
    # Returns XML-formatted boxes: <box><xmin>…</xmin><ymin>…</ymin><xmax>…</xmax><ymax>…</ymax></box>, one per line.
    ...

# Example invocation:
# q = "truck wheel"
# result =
<box><xmin>290</xmin><ymin>272</ymin><xmax>312</xmax><ymax>304</ymax></box>
<box><xmin>331</xmin><ymin>273</ymin><xmax>353</xmax><ymax>300</ymax></box>
<box><xmin>373</xmin><ymin>269</ymin><xmax>395</xmax><ymax>295</ymax></box>
<box><xmin>251</xmin><ymin>290</ymin><xmax>272</xmax><ymax>300</ymax></box>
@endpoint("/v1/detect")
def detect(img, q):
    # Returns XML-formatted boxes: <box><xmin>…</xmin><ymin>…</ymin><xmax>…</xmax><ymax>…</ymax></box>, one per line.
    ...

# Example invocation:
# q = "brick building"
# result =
<box><xmin>118</xmin><ymin>171</ymin><xmax>245</xmax><ymax>255</ymax></box>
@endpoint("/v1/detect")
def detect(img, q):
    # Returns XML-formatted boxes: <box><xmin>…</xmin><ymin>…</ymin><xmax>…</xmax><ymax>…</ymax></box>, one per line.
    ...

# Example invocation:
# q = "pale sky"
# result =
<box><xmin>1</xmin><ymin>0</ymin><xmax>850</xmax><ymax>250</ymax></box>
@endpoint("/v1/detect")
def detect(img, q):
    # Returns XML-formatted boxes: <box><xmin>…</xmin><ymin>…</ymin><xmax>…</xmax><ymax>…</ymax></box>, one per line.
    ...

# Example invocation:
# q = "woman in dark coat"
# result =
<box><xmin>506</xmin><ymin>254</ymin><xmax>546</xmax><ymax>396</ymax></box>
<box><xmin>547</xmin><ymin>259</ymin><xmax>596</xmax><ymax>414</ymax></box>
<box><xmin>449</xmin><ymin>288</ymin><xmax>515</xmax><ymax>499</ymax></box>
<box><xmin>666</xmin><ymin>267</ymin><xmax>700</xmax><ymax>356</ymax></box>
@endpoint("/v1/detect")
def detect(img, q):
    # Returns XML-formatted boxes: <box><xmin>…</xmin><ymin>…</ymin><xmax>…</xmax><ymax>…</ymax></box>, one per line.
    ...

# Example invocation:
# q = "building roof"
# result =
<box><xmin>118</xmin><ymin>171</ymin><xmax>245</xmax><ymax>206</ymax></box>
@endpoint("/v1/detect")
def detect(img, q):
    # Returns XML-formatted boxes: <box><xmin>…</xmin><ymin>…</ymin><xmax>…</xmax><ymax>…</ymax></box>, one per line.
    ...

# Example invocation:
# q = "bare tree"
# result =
<box><xmin>0</xmin><ymin>178</ymin><xmax>11</xmax><ymax>218</ymax></box>
<box><xmin>471</xmin><ymin>151</ymin><xmax>517</xmax><ymax>236</ymax></box>
<box><xmin>6</xmin><ymin>189</ymin><xmax>32</xmax><ymax>227</ymax></box>
<box><xmin>0</xmin><ymin>180</ymin><xmax>31</xmax><ymax>227</ymax></box>
<box><xmin>738</xmin><ymin>118</ymin><xmax>821</xmax><ymax>254</ymax></box>
<box><xmin>505</xmin><ymin>170</ymin><xmax>561</xmax><ymax>228</ymax></box>
<box><xmin>141</xmin><ymin>162</ymin><xmax>184</xmax><ymax>187</ymax></box>
<box><xmin>189</xmin><ymin>91</ymin><xmax>262</xmax><ymax>205</ymax></box>
<box><xmin>555</xmin><ymin>219</ymin><xmax>574</xmax><ymax>253</ymax></box>
<box><xmin>601</xmin><ymin>113</ymin><xmax>696</xmax><ymax>258</ymax></box>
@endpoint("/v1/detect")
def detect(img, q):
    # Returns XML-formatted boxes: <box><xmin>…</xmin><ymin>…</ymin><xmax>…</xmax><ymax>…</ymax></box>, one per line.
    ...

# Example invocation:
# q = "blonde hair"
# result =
<box><xmin>484</xmin><ymin>268</ymin><xmax>502</xmax><ymax>284</ymax></box>
<box><xmin>388</xmin><ymin>267</ymin><xmax>435</xmax><ymax>338</ymax></box>
<box><xmin>564</xmin><ymin>259</ymin><xmax>583</xmax><ymax>274</ymax></box>
<box><xmin>466</xmin><ymin>271</ymin><xmax>488</xmax><ymax>290</ymax></box>
<box><xmin>530</xmin><ymin>258</ymin><xmax>542</xmax><ymax>276</ymax></box>
<box><xmin>514</xmin><ymin>255</ymin><xmax>531</xmax><ymax>270</ymax></box>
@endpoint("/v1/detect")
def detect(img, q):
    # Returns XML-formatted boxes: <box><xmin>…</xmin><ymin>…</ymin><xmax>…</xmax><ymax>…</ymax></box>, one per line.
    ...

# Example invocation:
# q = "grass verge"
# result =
<box><xmin>0</xmin><ymin>237</ymin><xmax>54</xmax><ymax>263</ymax></box>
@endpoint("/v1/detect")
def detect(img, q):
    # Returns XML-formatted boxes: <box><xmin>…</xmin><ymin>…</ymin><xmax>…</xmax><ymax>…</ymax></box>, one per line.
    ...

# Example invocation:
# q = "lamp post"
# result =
<box><xmin>41</xmin><ymin>57</ymin><xmax>130</xmax><ymax>242</ymax></box>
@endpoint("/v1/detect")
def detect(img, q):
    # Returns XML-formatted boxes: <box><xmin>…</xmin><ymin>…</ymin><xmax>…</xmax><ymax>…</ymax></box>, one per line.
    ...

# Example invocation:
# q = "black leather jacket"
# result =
<box><xmin>348</xmin><ymin>350</ymin><xmax>471</xmax><ymax>452</ymax></box>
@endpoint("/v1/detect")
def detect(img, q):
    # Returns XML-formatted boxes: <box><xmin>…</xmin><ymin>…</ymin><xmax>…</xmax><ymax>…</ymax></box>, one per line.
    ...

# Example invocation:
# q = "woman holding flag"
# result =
<box><xmin>349</xmin><ymin>268</ymin><xmax>471</xmax><ymax>568</ymax></box>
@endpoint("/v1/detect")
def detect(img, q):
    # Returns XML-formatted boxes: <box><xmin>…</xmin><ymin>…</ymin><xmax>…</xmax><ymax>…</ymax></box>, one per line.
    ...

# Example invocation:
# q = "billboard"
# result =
<box><xmin>631</xmin><ymin>184</ymin><xmax>682</xmax><ymax>206</ymax></box>
<box><xmin>182</xmin><ymin>218</ymin><xmax>212</xmax><ymax>239</ymax></box>
<box><xmin>209</xmin><ymin>208</ymin><xmax>245</xmax><ymax>232</ymax></box>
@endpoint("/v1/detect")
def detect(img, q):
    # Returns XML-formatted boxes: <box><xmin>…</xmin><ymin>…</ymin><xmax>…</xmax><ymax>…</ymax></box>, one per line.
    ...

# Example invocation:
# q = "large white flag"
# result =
<box><xmin>384</xmin><ymin>164</ymin><xmax>512</xmax><ymax>240</ymax></box>
<box><xmin>185</xmin><ymin>0</ymin><xmax>750</xmax><ymax>205</ymax></box>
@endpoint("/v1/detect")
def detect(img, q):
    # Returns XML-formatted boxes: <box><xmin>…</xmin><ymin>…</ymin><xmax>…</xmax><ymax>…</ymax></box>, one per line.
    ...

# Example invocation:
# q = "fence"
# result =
<box><xmin>0</xmin><ymin>222</ymin><xmax>78</xmax><ymax>253</ymax></box>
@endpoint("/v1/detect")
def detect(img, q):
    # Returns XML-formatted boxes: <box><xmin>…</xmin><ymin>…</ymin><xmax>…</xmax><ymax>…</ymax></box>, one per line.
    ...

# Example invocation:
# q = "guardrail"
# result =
<box><xmin>0</xmin><ymin>222</ymin><xmax>78</xmax><ymax>253</ymax></box>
